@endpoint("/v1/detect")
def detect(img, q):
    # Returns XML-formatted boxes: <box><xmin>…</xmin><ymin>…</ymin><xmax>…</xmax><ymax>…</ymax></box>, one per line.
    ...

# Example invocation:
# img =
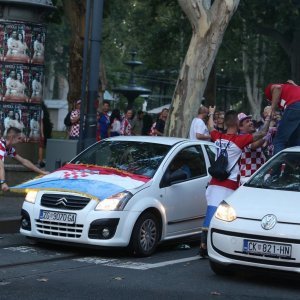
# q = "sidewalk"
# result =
<box><xmin>0</xmin><ymin>192</ymin><xmax>24</xmax><ymax>234</ymax></box>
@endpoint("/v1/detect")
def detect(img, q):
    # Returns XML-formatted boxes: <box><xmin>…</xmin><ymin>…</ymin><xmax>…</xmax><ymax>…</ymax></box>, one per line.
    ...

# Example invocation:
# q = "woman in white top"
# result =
<box><xmin>110</xmin><ymin>109</ymin><xmax>121</xmax><ymax>137</ymax></box>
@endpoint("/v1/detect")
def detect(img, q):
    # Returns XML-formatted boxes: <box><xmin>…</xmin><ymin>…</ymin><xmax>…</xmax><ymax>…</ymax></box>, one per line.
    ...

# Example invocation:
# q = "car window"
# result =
<box><xmin>245</xmin><ymin>151</ymin><xmax>300</xmax><ymax>191</ymax></box>
<box><xmin>166</xmin><ymin>145</ymin><xmax>207</xmax><ymax>180</ymax></box>
<box><xmin>71</xmin><ymin>140</ymin><xmax>171</xmax><ymax>178</ymax></box>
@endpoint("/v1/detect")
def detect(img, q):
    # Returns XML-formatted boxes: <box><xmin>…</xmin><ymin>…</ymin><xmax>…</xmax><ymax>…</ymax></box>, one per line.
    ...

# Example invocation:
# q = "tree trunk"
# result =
<box><xmin>165</xmin><ymin>0</ymin><xmax>239</xmax><ymax>137</ymax></box>
<box><xmin>242</xmin><ymin>31</ymin><xmax>266</xmax><ymax>120</ymax></box>
<box><xmin>63</xmin><ymin>0</ymin><xmax>86</xmax><ymax>108</ymax></box>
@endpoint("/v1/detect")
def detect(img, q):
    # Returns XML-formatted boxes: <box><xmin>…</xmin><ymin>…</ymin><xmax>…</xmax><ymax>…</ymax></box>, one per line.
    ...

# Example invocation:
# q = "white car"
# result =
<box><xmin>17</xmin><ymin>136</ymin><xmax>216</xmax><ymax>256</ymax></box>
<box><xmin>208</xmin><ymin>147</ymin><xmax>300</xmax><ymax>274</ymax></box>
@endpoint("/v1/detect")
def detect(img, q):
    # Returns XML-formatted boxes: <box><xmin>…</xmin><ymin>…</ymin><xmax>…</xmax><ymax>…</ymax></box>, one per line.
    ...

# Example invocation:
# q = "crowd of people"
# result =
<box><xmin>66</xmin><ymin>100</ymin><xmax>170</xmax><ymax>140</ymax></box>
<box><xmin>192</xmin><ymin>79</ymin><xmax>300</xmax><ymax>257</ymax></box>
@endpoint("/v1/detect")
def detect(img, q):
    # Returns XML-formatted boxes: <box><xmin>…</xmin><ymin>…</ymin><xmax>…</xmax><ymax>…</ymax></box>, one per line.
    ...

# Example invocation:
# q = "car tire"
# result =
<box><xmin>209</xmin><ymin>260</ymin><xmax>233</xmax><ymax>276</ymax></box>
<box><xmin>129</xmin><ymin>212</ymin><xmax>160</xmax><ymax>257</ymax></box>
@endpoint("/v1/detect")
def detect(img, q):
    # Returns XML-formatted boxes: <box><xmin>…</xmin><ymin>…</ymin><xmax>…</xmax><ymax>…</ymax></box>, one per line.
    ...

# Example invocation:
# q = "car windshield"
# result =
<box><xmin>245</xmin><ymin>151</ymin><xmax>300</xmax><ymax>191</ymax></box>
<box><xmin>70</xmin><ymin>140</ymin><xmax>172</xmax><ymax>178</ymax></box>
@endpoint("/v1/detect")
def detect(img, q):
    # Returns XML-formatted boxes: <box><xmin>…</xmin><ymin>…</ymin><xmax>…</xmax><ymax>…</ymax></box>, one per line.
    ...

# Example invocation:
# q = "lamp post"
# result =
<box><xmin>79</xmin><ymin>0</ymin><xmax>104</xmax><ymax>151</ymax></box>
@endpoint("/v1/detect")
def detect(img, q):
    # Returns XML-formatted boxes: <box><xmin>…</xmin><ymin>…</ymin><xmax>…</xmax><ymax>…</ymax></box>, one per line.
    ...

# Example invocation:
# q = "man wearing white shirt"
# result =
<box><xmin>189</xmin><ymin>105</ymin><xmax>211</xmax><ymax>141</ymax></box>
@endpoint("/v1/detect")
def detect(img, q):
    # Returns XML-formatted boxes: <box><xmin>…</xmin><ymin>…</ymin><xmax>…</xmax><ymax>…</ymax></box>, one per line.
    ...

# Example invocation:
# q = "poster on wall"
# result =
<box><xmin>3</xmin><ymin>23</ymin><xmax>31</xmax><ymax>64</ymax></box>
<box><xmin>1</xmin><ymin>63</ymin><xmax>30</xmax><ymax>102</ymax></box>
<box><xmin>30</xmin><ymin>65</ymin><xmax>43</xmax><ymax>103</ymax></box>
<box><xmin>26</xmin><ymin>104</ymin><xmax>41</xmax><ymax>142</ymax></box>
<box><xmin>0</xmin><ymin>102</ymin><xmax>30</xmax><ymax>140</ymax></box>
<box><xmin>31</xmin><ymin>25</ymin><xmax>46</xmax><ymax>65</ymax></box>
<box><xmin>0</xmin><ymin>21</ymin><xmax>45</xmax><ymax>144</ymax></box>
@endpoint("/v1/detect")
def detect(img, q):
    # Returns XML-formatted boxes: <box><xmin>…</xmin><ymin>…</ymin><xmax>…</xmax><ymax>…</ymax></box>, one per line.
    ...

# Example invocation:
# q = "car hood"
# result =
<box><xmin>226</xmin><ymin>186</ymin><xmax>300</xmax><ymax>223</ymax></box>
<box><xmin>11</xmin><ymin>164</ymin><xmax>150</xmax><ymax>200</ymax></box>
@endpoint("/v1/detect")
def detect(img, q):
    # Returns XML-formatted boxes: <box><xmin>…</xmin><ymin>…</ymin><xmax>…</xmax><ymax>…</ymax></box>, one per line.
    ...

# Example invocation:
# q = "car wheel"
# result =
<box><xmin>129</xmin><ymin>212</ymin><xmax>160</xmax><ymax>257</ymax></box>
<box><xmin>209</xmin><ymin>260</ymin><xmax>233</xmax><ymax>276</ymax></box>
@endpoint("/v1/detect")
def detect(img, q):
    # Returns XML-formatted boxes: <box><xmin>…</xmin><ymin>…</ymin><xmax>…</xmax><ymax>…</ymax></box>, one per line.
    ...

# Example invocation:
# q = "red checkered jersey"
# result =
<box><xmin>0</xmin><ymin>139</ymin><xmax>17</xmax><ymax>161</ymax></box>
<box><xmin>120</xmin><ymin>118</ymin><xmax>132</xmax><ymax>136</ymax></box>
<box><xmin>210</xmin><ymin>130</ymin><xmax>253</xmax><ymax>190</ymax></box>
<box><xmin>69</xmin><ymin>109</ymin><xmax>80</xmax><ymax>138</ymax></box>
<box><xmin>240</xmin><ymin>145</ymin><xmax>266</xmax><ymax>177</ymax></box>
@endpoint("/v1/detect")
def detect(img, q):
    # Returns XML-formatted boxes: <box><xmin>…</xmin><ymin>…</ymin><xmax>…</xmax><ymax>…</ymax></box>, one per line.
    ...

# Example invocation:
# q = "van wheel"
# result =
<box><xmin>129</xmin><ymin>212</ymin><xmax>160</xmax><ymax>257</ymax></box>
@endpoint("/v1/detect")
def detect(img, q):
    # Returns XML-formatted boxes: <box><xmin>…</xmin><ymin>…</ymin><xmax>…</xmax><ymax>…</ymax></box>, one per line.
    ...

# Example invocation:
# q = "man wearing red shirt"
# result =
<box><xmin>264</xmin><ymin>80</ymin><xmax>300</xmax><ymax>154</ymax></box>
<box><xmin>199</xmin><ymin>107</ymin><xmax>272</xmax><ymax>257</ymax></box>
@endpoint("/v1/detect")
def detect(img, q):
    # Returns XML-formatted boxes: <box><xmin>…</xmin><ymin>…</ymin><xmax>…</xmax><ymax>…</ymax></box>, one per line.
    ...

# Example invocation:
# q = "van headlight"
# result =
<box><xmin>215</xmin><ymin>201</ymin><xmax>237</xmax><ymax>222</ymax></box>
<box><xmin>95</xmin><ymin>191</ymin><xmax>133</xmax><ymax>211</ymax></box>
<box><xmin>25</xmin><ymin>191</ymin><xmax>38</xmax><ymax>204</ymax></box>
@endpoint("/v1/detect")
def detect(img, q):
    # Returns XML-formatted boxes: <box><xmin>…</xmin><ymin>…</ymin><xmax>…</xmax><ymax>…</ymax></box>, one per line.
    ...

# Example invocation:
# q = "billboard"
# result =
<box><xmin>0</xmin><ymin>21</ymin><xmax>46</xmax><ymax>142</ymax></box>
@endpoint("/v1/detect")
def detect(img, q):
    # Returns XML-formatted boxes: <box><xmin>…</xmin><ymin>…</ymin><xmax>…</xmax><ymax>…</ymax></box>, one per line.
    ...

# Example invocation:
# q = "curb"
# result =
<box><xmin>0</xmin><ymin>217</ymin><xmax>21</xmax><ymax>234</ymax></box>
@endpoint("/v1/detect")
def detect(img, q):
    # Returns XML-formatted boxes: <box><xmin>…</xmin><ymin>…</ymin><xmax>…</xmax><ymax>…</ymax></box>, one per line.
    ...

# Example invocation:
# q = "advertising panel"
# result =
<box><xmin>0</xmin><ymin>21</ymin><xmax>46</xmax><ymax>143</ymax></box>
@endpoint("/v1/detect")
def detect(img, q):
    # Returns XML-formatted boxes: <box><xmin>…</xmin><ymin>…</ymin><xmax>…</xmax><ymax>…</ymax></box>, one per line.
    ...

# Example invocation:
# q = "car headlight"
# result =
<box><xmin>25</xmin><ymin>191</ymin><xmax>37</xmax><ymax>204</ymax></box>
<box><xmin>215</xmin><ymin>200</ymin><xmax>237</xmax><ymax>222</ymax></box>
<box><xmin>95</xmin><ymin>191</ymin><xmax>133</xmax><ymax>211</ymax></box>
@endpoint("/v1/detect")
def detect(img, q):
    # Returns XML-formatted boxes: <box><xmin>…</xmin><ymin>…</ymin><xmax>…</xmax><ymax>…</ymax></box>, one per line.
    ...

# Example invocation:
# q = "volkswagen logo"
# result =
<box><xmin>56</xmin><ymin>197</ymin><xmax>68</xmax><ymax>207</ymax></box>
<box><xmin>261</xmin><ymin>214</ymin><xmax>277</xmax><ymax>230</ymax></box>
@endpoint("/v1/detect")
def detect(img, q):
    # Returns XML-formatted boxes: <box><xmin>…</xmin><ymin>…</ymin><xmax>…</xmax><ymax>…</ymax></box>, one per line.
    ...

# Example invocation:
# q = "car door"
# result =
<box><xmin>160</xmin><ymin>145</ymin><xmax>210</xmax><ymax>237</ymax></box>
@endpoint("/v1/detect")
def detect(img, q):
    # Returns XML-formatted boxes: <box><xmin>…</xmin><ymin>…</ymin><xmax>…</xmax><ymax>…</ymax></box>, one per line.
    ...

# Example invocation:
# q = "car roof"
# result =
<box><xmin>104</xmin><ymin>135</ymin><xmax>214</xmax><ymax>147</ymax></box>
<box><xmin>280</xmin><ymin>146</ymin><xmax>300</xmax><ymax>153</ymax></box>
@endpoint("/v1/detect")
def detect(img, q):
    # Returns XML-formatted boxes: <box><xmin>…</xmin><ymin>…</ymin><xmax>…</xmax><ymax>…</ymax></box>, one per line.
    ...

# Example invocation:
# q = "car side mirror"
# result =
<box><xmin>167</xmin><ymin>169</ymin><xmax>188</xmax><ymax>186</ymax></box>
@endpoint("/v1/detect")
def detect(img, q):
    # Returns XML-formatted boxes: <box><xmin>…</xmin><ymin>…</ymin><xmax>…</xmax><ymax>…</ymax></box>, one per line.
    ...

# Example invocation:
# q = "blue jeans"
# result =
<box><xmin>273</xmin><ymin>101</ymin><xmax>300</xmax><ymax>154</ymax></box>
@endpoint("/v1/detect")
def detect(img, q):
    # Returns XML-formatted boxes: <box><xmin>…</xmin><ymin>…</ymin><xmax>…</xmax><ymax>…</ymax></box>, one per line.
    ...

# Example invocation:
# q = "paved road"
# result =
<box><xmin>0</xmin><ymin>234</ymin><xmax>299</xmax><ymax>300</ymax></box>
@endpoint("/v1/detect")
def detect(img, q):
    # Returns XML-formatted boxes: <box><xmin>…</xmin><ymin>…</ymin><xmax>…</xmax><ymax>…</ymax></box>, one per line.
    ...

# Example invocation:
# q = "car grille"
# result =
<box><xmin>35</xmin><ymin>220</ymin><xmax>84</xmax><ymax>238</ymax></box>
<box><xmin>41</xmin><ymin>193</ymin><xmax>90</xmax><ymax>210</ymax></box>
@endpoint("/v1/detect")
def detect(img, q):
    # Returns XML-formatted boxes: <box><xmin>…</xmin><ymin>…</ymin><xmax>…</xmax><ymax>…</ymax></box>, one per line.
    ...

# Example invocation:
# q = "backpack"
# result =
<box><xmin>64</xmin><ymin>111</ymin><xmax>72</xmax><ymax>127</ymax></box>
<box><xmin>208</xmin><ymin>137</ymin><xmax>238</xmax><ymax>181</ymax></box>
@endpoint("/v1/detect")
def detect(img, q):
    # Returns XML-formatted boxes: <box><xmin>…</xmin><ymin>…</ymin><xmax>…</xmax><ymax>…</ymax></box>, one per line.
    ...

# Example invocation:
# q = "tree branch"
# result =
<box><xmin>255</xmin><ymin>25</ymin><xmax>291</xmax><ymax>57</ymax></box>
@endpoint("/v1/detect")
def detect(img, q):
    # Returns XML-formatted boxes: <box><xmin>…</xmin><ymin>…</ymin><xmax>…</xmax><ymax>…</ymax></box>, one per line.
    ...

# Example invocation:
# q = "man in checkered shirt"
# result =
<box><xmin>238</xmin><ymin>112</ymin><xmax>267</xmax><ymax>184</ymax></box>
<box><xmin>0</xmin><ymin>127</ymin><xmax>49</xmax><ymax>192</ymax></box>
<box><xmin>69</xmin><ymin>99</ymin><xmax>81</xmax><ymax>139</ymax></box>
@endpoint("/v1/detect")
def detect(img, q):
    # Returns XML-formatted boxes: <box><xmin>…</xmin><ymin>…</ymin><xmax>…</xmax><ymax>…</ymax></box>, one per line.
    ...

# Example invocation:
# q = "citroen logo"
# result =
<box><xmin>261</xmin><ymin>214</ymin><xmax>277</xmax><ymax>230</ymax></box>
<box><xmin>56</xmin><ymin>197</ymin><xmax>68</xmax><ymax>207</ymax></box>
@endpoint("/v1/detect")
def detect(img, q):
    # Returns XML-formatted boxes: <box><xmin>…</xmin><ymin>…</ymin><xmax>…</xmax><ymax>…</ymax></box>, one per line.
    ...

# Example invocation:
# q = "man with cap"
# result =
<box><xmin>264</xmin><ymin>80</ymin><xmax>300</xmax><ymax>154</ymax></box>
<box><xmin>69</xmin><ymin>99</ymin><xmax>81</xmax><ymax>140</ymax></box>
<box><xmin>238</xmin><ymin>112</ymin><xmax>267</xmax><ymax>184</ymax></box>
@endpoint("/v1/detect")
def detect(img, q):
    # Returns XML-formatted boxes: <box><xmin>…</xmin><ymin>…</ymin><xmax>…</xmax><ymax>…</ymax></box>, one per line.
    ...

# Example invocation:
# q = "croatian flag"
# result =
<box><xmin>11</xmin><ymin>164</ymin><xmax>150</xmax><ymax>200</ymax></box>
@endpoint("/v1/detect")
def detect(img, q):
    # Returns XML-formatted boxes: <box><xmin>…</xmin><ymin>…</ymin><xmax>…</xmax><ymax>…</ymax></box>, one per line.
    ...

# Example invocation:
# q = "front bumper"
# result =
<box><xmin>20</xmin><ymin>200</ymin><xmax>140</xmax><ymax>247</ymax></box>
<box><xmin>208</xmin><ymin>218</ymin><xmax>300</xmax><ymax>273</ymax></box>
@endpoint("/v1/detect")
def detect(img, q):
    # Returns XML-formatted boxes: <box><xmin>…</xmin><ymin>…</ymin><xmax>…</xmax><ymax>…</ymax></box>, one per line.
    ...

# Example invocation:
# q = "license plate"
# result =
<box><xmin>39</xmin><ymin>210</ymin><xmax>76</xmax><ymax>224</ymax></box>
<box><xmin>243</xmin><ymin>239</ymin><xmax>292</xmax><ymax>258</ymax></box>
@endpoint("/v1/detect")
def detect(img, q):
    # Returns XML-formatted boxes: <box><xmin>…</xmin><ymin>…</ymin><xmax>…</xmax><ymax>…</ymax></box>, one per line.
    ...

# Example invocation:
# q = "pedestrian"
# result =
<box><xmin>141</xmin><ymin>113</ymin><xmax>153</xmax><ymax>136</ymax></box>
<box><xmin>110</xmin><ymin>108</ymin><xmax>121</xmax><ymax>137</ymax></box>
<box><xmin>120</xmin><ymin>109</ymin><xmax>133</xmax><ymax>136</ymax></box>
<box><xmin>238</xmin><ymin>112</ymin><xmax>267</xmax><ymax>184</ymax></box>
<box><xmin>188</xmin><ymin>105</ymin><xmax>210</xmax><ymax>141</ymax></box>
<box><xmin>214</xmin><ymin>111</ymin><xmax>226</xmax><ymax>133</ymax></box>
<box><xmin>131</xmin><ymin>110</ymin><xmax>144</xmax><ymax>136</ymax></box>
<box><xmin>199</xmin><ymin>107</ymin><xmax>272</xmax><ymax>257</ymax></box>
<box><xmin>69</xmin><ymin>99</ymin><xmax>81</xmax><ymax>140</ymax></box>
<box><xmin>97</xmin><ymin>101</ymin><xmax>110</xmax><ymax>141</ymax></box>
<box><xmin>0</xmin><ymin>127</ymin><xmax>49</xmax><ymax>192</ymax></box>
<box><xmin>264</xmin><ymin>80</ymin><xmax>300</xmax><ymax>154</ymax></box>
<box><xmin>153</xmin><ymin>108</ymin><xmax>169</xmax><ymax>136</ymax></box>
<box><xmin>38</xmin><ymin>101</ymin><xmax>52</xmax><ymax>168</ymax></box>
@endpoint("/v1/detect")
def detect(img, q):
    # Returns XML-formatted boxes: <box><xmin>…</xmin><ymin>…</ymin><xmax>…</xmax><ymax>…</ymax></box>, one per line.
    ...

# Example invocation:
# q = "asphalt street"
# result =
<box><xmin>0</xmin><ymin>192</ymin><xmax>24</xmax><ymax>234</ymax></box>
